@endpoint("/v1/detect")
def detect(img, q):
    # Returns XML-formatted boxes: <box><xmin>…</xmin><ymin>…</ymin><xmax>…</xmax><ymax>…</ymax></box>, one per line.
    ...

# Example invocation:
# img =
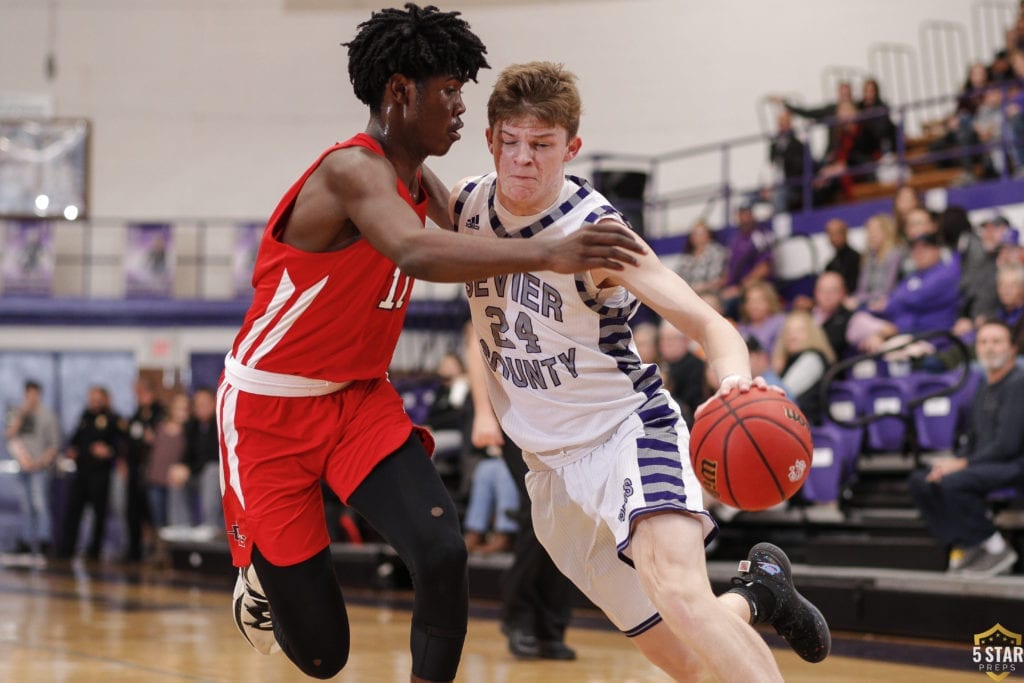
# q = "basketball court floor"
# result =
<box><xmin>0</xmin><ymin>559</ymin><xmax>980</xmax><ymax>682</ymax></box>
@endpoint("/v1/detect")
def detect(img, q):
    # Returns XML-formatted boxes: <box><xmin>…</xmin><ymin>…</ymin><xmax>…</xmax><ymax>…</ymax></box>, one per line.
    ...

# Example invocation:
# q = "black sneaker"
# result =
<box><xmin>733</xmin><ymin>543</ymin><xmax>831</xmax><ymax>663</ymax></box>
<box><xmin>537</xmin><ymin>640</ymin><xmax>577</xmax><ymax>661</ymax></box>
<box><xmin>507</xmin><ymin>629</ymin><xmax>540</xmax><ymax>659</ymax></box>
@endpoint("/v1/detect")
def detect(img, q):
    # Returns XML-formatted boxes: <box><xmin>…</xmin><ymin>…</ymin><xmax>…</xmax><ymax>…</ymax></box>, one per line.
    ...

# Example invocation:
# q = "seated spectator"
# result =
<box><xmin>745</xmin><ymin>334</ymin><xmax>785</xmax><ymax>391</ymax></box>
<box><xmin>811</xmin><ymin>271</ymin><xmax>853</xmax><ymax>359</ymax></box>
<box><xmin>998</xmin><ymin>226</ymin><xmax>1023</xmax><ymax>269</ymax></box>
<box><xmin>462</xmin><ymin>445</ymin><xmax>519</xmax><ymax>554</ymax></box>
<box><xmin>675</xmin><ymin>220</ymin><xmax>728</xmax><ymax>295</ymax></box>
<box><xmin>850</xmin><ymin>209</ymin><xmax>961</xmax><ymax>352</ymax></box>
<box><xmin>1005</xmin><ymin>51</ymin><xmax>1024</xmax><ymax>174</ymax></box>
<box><xmin>770</xmin><ymin>310</ymin><xmax>836</xmax><ymax>423</ymax></box>
<box><xmin>908</xmin><ymin>321</ymin><xmax>1024</xmax><ymax>576</ymax></box>
<box><xmin>949</xmin><ymin>62</ymin><xmax>991</xmax><ymax>184</ymax></box>
<box><xmin>763</xmin><ymin>109</ymin><xmax>807</xmax><ymax>213</ymax></box>
<box><xmin>891</xmin><ymin>185</ymin><xmax>922</xmax><ymax>240</ymax></box>
<box><xmin>822</xmin><ymin>217</ymin><xmax>861</xmax><ymax>295</ymax></box>
<box><xmin>424</xmin><ymin>352</ymin><xmax>472</xmax><ymax>455</ymax></box>
<box><xmin>857</xmin><ymin>78</ymin><xmax>897</xmax><ymax>154</ymax></box>
<box><xmin>970</xmin><ymin>86</ymin><xmax>1011</xmax><ymax>178</ymax></box>
<box><xmin>736</xmin><ymin>280</ymin><xmax>786</xmax><ymax>357</ymax></box>
<box><xmin>847</xmin><ymin>212</ymin><xmax>904</xmax><ymax>313</ymax></box>
<box><xmin>943</xmin><ymin>206</ymin><xmax>998</xmax><ymax>338</ymax></box>
<box><xmin>991</xmin><ymin>264</ymin><xmax>1024</xmax><ymax>331</ymax></box>
<box><xmin>720</xmin><ymin>204</ymin><xmax>774</xmax><ymax>318</ymax></box>
<box><xmin>656</xmin><ymin>319</ymin><xmax>707</xmax><ymax>428</ymax></box>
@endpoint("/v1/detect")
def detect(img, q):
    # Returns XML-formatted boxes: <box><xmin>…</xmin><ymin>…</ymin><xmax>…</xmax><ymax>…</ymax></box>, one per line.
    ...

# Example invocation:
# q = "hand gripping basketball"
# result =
<box><xmin>689</xmin><ymin>389</ymin><xmax>813</xmax><ymax>511</ymax></box>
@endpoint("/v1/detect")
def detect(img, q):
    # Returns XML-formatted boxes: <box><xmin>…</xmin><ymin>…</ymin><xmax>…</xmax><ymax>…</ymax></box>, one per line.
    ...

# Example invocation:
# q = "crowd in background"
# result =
<box><xmin>3</xmin><ymin>378</ymin><xmax>222</xmax><ymax>563</ymax></box>
<box><xmin>761</xmin><ymin>1</ymin><xmax>1024</xmax><ymax>211</ymax></box>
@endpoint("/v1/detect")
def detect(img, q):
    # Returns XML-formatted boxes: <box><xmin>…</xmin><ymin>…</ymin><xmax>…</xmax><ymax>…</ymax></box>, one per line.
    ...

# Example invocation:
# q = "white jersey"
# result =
<box><xmin>455</xmin><ymin>173</ymin><xmax>675</xmax><ymax>456</ymax></box>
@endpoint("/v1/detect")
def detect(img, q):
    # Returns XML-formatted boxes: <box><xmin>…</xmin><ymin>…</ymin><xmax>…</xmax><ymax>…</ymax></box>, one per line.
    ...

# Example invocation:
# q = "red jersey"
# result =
<box><xmin>231</xmin><ymin>133</ymin><xmax>427</xmax><ymax>382</ymax></box>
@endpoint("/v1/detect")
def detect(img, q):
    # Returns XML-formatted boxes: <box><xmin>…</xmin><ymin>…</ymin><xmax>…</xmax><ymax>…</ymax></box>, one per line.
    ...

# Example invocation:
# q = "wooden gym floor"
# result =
<box><xmin>0</xmin><ymin>560</ymin><xmax>979</xmax><ymax>682</ymax></box>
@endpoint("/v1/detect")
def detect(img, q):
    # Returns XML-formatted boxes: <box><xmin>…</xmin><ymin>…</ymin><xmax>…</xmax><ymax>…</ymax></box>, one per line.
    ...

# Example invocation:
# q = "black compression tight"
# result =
<box><xmin>252</xmin><ymin>433</ymin><xmax>468</xmax><ymax>682</ymax></box>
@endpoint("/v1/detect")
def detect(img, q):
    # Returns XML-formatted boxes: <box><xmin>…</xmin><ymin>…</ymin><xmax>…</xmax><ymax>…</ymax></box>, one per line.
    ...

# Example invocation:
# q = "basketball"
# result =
<box><xmin>689</xmin><ymin>389</ymin><xmax>813</xmax><ymax>511</ymax></box>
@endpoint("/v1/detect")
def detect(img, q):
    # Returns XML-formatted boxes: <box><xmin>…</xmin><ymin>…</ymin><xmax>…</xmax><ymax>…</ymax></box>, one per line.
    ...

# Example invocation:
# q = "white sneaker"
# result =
<box><xmin>233</xmin><ymin>565</ymin><xmax>280</xmax><ymax>654</ymax></box>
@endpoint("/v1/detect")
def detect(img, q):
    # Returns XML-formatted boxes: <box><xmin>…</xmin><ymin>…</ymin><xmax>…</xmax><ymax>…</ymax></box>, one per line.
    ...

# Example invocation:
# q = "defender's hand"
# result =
<box><xmin>548</xmin><ymin>222</ymin><xmax>643</xmax><ymax>273</ymax></box>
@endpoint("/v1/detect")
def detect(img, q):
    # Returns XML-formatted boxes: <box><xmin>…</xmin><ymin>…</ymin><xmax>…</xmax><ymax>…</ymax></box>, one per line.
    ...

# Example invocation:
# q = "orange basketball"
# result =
<box><xmin>689</xmin><ymin>389</ymin><xmax>813</xmax><ymax>511</ymax></box>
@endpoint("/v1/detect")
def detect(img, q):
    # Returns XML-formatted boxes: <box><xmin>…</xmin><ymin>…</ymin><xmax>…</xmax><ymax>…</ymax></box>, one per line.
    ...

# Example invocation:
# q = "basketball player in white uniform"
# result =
<box><xmin>452</xmin><ymin>62</ymin><xmax>831</xmax><ymax>681</ymax></box>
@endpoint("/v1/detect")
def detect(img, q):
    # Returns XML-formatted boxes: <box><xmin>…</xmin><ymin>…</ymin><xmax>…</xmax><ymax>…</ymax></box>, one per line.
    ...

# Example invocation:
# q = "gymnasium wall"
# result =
<box><xmin>0</xmin><ymin>0</ymin><xmax>998</xmax><ymax>221</ymax></box>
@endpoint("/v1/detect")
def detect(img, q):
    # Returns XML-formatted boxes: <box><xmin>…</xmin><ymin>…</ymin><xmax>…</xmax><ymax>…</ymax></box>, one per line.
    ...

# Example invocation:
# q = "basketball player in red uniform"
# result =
<box><xmin>217</xmin><ymin>5</ymin><xmax>641</xmax><ymax>682</ymax></box>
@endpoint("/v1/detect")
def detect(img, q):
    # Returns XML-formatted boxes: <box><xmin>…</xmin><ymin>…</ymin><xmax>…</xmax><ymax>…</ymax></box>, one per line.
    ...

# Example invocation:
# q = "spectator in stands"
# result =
<box><xmin>1005</xmin><ymin>51</ymin><xmax>1024</xmax><ymax>174</ymax></box>
<box><xmin>771</xmin><ymin>310</ymin><xmax>836</xmax><ymax>424</ymax></box>
<box><xmin>822</xmin><ymin>217</ymin><xmax>861</xmax><ymax>295</ymax></box>
<box><xmin>943</xmin><ymin>206</ymin><xmax>997</xmax><ymax>339</ymax></box>
<box><xmin>998</xmin><ymin>226</ymin><xmax>1023</xmax><ymax>269</ymax></box>
<box><xmin>812</xmin><ymin>101</ymin><xmax>880</xmax><ymax>205</ymax></box>
<box><xmin>857</xmin><ymin>78</ymin><xmax>897</xmax><ymax>154</ymax></box>
<box><xmin>145</xmin><ymin>391</ymin><xmax>190</xmax><ymax>533</ymax></box>
<box><xmin>812</xmin><ymin>271</ymin><xmax>853</xmax><ymax>360</ymax></box>
<box><xmin>745</xmin><ymin>334</ymin><xmax>785</xmax><ymax>393</ymax></box>
<box><xmin>764</xmin><ymin>109</ymin><xmax>807</xmax><ymax>213</ymax></box>
<box><xmin>57</xmin><ymin>386</ymin><xmax>125</xmax><ymax>561</ymax></box>
<box><xmin>720</xmin><ymin>203</ymin><xmax>774</xmax><ymax>318</ymax></box>
<box><xmin>736</xmin><ymin>280</ymin><xmax>786</xmax><ymax>357</ymax></box>
<box><xmin>4</xmin><ymin>380</ymin><xmax>60</xmax><ymax>558</ymax></box>
<box><xmin>891</xmin><ymin>185</ymin><xmax>921</xmax><ymax>240</ymax></box>
<box><xmin>852</xmin><ymin>209</ymin><xmax>960</xmax><ymax>352</ymax></box>
<box><xmin>176</xmin><ymin>387</ymin><xmax>221</xmax><ymax>529</ymax></box>
<box><xmin>124</xmin><ymin>378</ymin><xmax>164</xmax><ymax>563</ymax></box>
<box><xmin>424</xmin><ymin>352</ymin><xmax>472</xmax><ymax>456</ymax></box>
<box><xmin>908</xmin><ymin>320</ymin><xmax>1024</xmax><ymax>576</ymax></box>
<box><xmin>674</xmin><ymin>220</ymin><xmax>728</xmax><ymax>295</ymax></box>
<box><xmin>847</xmin><ymin>212</ymin><xmax>904</xmax><ymax>313</ymax></box>
<box><xmin>951</xmin><ymin>62</ymin><xmax>992</xmax><ymax>184</ymax></box>
<box><xmin>462</xmin><ymin>443</ymin><xmax>519</xmax><ymax>554</ymax></box>
<box><xmin>774</xmin><ymin>80</ymin><xmax>855</xmax><ymax>126</ymax></box>
<box><xmin>657</xmin><ymin>319</ymin><xmax>707</xmax><ymax>428</ymax></box>
<box><xmin>971</xmin><ymin>86</ymin><xmax>1011</xmax><ymax>178</ymax></box>
<box><xmin>992</xmin><ymin>264</ymin><xmax>1024</xmax><ymax>332</ymax></box>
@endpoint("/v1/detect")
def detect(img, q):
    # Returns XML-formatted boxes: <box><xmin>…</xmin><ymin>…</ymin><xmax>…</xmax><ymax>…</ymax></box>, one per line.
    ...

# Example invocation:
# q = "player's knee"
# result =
<box><xmin>413</xmin><ymin>530</ymin><xmax>468</xmax><ymax>586</ymax></box>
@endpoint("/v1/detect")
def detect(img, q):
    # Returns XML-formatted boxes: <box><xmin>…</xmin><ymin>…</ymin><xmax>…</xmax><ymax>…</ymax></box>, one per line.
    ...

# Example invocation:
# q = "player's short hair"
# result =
<box><xmin>345</xmin><ymin>3</ymin><xmax>488</xmax><ymax>112</ymax></box>
<box><xmin>487</xmin><ymin>61</ymin><xmax>581</xmax><ymax>139</ymax></box>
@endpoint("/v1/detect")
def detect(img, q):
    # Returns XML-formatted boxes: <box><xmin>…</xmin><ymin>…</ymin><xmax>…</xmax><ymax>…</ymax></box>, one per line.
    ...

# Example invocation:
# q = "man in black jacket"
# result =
<box><xmin>908</xmin><ymin>320</ymin><xmax>1024</xmax><ymax>576</ymax></box>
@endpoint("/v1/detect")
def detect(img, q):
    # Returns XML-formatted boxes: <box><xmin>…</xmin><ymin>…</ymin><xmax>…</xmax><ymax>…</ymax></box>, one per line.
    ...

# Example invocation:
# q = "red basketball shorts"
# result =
<box><xmin>217</xmin><ymin>376</ymin><xmax>434</xmax><ymax>568</ymax></box>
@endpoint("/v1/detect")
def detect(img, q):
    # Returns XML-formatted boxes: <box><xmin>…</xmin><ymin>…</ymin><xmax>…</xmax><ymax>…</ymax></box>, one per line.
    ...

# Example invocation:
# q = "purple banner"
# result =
<box><xmin>233</xmin><ymin>222</ymin><xmax>262</xmax><ymax>298</ymax></box>
<box><xmin>125</xmin><ymin>223</ymin><xmax>173</xmax><ymax>298</ymax></box>
<box><xmin>2</xmin><ymin>221</ymin><xmax>54</xmax><ymax>296</ymax></box>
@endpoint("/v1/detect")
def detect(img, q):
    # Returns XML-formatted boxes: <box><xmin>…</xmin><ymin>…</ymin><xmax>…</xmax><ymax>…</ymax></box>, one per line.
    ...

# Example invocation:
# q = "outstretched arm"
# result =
<box><xmin>303</xmin><ymin>151</ymin><xmax>643</xmax><ymax>282</ymax></box>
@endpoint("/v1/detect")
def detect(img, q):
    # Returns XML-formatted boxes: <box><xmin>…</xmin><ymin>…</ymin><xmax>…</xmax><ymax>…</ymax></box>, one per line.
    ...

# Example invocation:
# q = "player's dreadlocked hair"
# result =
<box><xmin>345</xmin><ymin>3</ymin><xmax>489</xmax><ymax>112</ymax></box>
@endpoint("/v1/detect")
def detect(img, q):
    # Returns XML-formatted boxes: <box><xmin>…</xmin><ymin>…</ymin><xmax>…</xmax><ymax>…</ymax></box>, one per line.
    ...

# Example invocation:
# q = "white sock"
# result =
<box><xmin>983</xmin><ymin>532</ymin><xmax>1007</xmax><ymax>555</ymax></box>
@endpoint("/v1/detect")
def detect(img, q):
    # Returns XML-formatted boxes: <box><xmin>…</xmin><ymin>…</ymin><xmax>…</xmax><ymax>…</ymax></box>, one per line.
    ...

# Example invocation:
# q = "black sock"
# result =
<box><xmin>728</xmin><ymin>582</ymin><xmax>776</xmax><ymax>625</ymax></box>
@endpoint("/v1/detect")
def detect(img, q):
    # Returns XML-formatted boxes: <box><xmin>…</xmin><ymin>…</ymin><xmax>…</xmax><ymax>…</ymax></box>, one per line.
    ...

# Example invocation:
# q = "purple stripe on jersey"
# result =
<box><xmin>634</xmin><ymin>438</ymin><xmax>675</xmax><ymax>454</ymax></box>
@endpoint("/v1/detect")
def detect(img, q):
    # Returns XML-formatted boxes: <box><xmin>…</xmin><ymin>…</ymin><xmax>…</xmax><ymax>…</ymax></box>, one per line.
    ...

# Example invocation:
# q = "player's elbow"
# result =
<box><xmin>394</xmin><ymin>250</ymin><xmax>440</xmax><ymax>281</ymax></box>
